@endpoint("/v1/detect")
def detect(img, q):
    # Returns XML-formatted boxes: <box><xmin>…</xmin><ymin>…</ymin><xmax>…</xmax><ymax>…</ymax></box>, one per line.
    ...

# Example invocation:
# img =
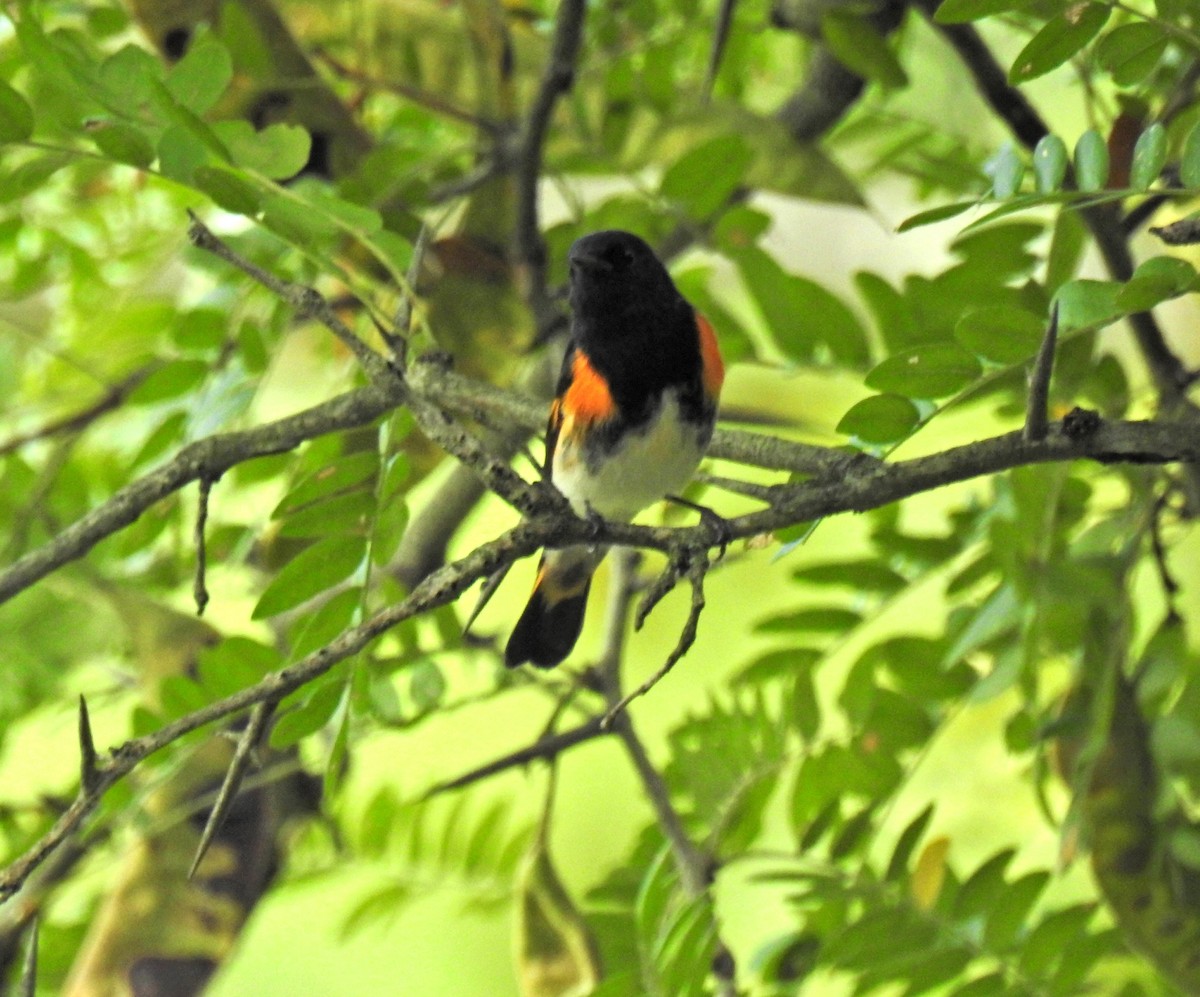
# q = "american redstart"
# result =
<box><xmin>505</xmin><ymin>230</ymin><xmax>724</xmax><ymax>668</ymax></box>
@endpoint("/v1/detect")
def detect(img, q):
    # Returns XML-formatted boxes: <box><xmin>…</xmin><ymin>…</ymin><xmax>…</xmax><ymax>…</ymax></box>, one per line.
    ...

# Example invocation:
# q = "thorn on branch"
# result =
<box><xmin>193</xmin><ymin>474</ymin><xmax>216</xmax><ymax>616</ymax></box>
<box><xmin>19</xmin><ymin>917</ymin><xmax>37</xmax><ymax>997</ymax></box>
<box><xmin>77</xmin><ymin>695</ymin><xmax>100</xmax><ymax>794</ymax></box>
<box><xmin>703</xmin><ymin>0</ymin><xmax>738</xmax><ymax>101</ymax></box>
<box><xmin>1023</xmin><ymin>302</ymin><xmax>1059</xmax><ymax>443</ymax></box>
<box><xmin>188</xmin><ymin>700</ymin><xmax>276</xmax><ymax>881</ymax></box>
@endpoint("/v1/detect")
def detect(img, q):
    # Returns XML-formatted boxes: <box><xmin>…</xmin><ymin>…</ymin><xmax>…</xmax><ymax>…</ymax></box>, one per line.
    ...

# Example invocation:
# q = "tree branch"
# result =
<box><xmin>513</xmin><ymin>0</ymin><xmax>587</xmax><ymax>325</ymax></box>
<box><xmin>1</xmin><ymin>410</ymin><xmax>1196</xmax><ymax>897</ymax></box>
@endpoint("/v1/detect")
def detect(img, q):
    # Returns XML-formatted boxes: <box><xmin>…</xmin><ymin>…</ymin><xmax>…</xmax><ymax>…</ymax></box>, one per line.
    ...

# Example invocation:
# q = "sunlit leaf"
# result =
<box><xmin>955</xmin><ymin>305</ymin><xmax>1045</xmax><ymax>364</ymax></box>
<box><xmin>984</xmin><ymin>141</ymin><xmax>1024</xmax><ymax>197</ymax></box>
<box><xmin>253</xmin><ymin>536</ymin><xmax>367</xmax><ymax>619</ymax></box>
<box><xmin>1074</xmin><ymin>129</ymin><xmax>1110</xmax><ymax>192</ymax></box>
<box><xmin>1096</xmin><ymin>22</ymin><xmax>1169</xmax><ymax>85</ymax></box>
<box><xmin>1032</xmin><ymin>134</ymin><xmax>1067</xmax><ymax>193</ymax></box>
<box><xmin>865</xmin><ymin>342</ymin><xmax>982</xmax><ymax>398</ymax></box>
<box><xmin>836</xmin><ymin>393</ymin><xmax>920</xmax><ymax>444</ymax></box>
<box><xmin>1129</xmin><ymin>122</ymin><xmax>1166</xmax><ymax>190</ymax></box>
<box><xmin>1009</xmin><ymin>5</ymin><xmax>1110</xmax><ymax>84</ymax></box>
<box><xmin>910</xmin><ymin>835</ymin><xmax>951</xmax><ymax>910</ymax></box>
<box><xmin>660</xmin><ymin>134</ymin><xmax>753</xmax><ymax>219</ymax></box>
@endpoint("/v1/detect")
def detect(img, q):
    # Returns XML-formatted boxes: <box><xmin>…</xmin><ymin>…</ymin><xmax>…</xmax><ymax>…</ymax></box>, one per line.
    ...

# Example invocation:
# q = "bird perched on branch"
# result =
<box><xmin>505</xmin><ymin>230</ymin><xmax>724</xmax><ymax>668</ymax></box>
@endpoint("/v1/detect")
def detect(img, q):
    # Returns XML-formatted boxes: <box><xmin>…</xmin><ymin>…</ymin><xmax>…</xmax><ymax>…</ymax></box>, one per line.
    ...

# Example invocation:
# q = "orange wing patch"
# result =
<box><xmin>562</xmin><ymin>351</ymin><xmax>617</xmax><ymax>424</ymax></box>
<box><xmin>696</xmin><ymin>313</ymin><xmax>724</xmax><ymax>398</ymax></box>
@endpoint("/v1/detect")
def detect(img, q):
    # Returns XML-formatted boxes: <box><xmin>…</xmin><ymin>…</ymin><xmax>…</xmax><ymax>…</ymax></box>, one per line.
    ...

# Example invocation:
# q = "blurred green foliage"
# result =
<box><xmin>1</xmin><ymin>0</ymin><xmax>1200</xmax><ymax>995</ymax></box>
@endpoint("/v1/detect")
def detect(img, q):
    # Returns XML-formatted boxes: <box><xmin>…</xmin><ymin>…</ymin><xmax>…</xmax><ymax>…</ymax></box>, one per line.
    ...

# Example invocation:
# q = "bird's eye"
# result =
<box><xmin>603</xmin><ymin>244</ymin><xmax>636</xmax><ymax>268</ymax></box>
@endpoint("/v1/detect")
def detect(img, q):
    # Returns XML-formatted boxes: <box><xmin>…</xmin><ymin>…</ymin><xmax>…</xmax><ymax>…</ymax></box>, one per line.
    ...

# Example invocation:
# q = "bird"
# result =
<box><xmin>504</xmin><ymin>229</ymin><xmax>724</xmax><ymax>669</ymax></box>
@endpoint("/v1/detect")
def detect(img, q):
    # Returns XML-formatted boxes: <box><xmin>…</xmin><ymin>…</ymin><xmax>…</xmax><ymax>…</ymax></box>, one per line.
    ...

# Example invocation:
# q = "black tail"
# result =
<box><xmin>505</xmin><ymin>575</ymin><xmax>592</xmax><ymax>669</ymax></box>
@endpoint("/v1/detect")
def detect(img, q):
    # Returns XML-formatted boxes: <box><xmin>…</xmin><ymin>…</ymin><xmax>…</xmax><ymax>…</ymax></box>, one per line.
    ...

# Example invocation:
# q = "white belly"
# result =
<box><xmin>552</xmin><ymin>393</ymin><xmax>707</xmax><ymax>522</ymax></box>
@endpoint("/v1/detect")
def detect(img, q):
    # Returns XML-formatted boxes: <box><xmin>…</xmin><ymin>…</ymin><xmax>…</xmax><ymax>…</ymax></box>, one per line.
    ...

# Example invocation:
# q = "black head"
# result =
<box><xmin>567</xmin><ymin>230</ymin><xmax>679</xmax><ymax>319</ymax></box>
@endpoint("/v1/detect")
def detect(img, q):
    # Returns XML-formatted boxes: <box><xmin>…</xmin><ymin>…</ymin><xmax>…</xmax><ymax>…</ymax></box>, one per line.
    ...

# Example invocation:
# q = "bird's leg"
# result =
<box><xmin>666</xmin><ymin>494</ymin><xmax>732</xmax><ymax>561</ymax></box>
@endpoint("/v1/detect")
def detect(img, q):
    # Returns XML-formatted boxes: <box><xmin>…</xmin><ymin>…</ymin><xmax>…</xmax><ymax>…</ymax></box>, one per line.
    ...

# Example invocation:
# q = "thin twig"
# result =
<box><xmin>420</xmin><ymin>715</ymin><xmax>610</xmax><ymax>798</ymax></box>
<box><xmin>188</xmin><ymin>699</ymin><xmax>277</xmax><ymax>879</ymax></box>
<box><xmin>193</xmin><ymin>474</ymin><xmax>215</xmax><ymax>616</ymax></box>
<box><xmin>315</xmin><ymin>49</ymin><xmax>502</xmax><ymax>134</ymax></box>
<box><xmin>1024</xmin><ymin>302</ymin><xmax>1059</xmax><ymax>443</ymax></box>
<box><xmin>0</xmin><ymin>520</ymin><xmax>547</xmax><ymax>901</ymax></box>
<box><xmin>186</xmin><ymin>212</ymin><xmax>390</xmax><ymax>381</ymax></box>
<box><xmin>1150</xmin><ymin>486</ymin><xmax>1181</xmax><ymax>610</ymax></box>
<box><xmin>594</xmin><ymin>554</ymin><xmax>736</xmax><ymax>993</ymax></box>
<box><xmin>605</xmin><ymin>553</ymin><xmax>710</xmax><ymax>726</ymax></box>
<box><xmin>0</xmin><ymin>364</ymin><xmax>157</xmax><ymax>457</ymax></box>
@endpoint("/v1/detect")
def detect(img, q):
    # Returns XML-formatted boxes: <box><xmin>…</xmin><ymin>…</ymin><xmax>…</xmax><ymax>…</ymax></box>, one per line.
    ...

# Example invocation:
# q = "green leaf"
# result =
<box><xmin>127</xmin><ymin>360</ymin><xmax>210</xmax><ymax>403</ymax></box>
<box><xmin>165</xmin><ymin>34</ymin><xmax>233</xmax><ymax>114</ymax></box>
<box><xmin>885</xmin><ymin>803</ymin><xmax>935</xmax><ymax>881</ymax></box>
<box><xmin>1032</xmin><ymin>134</ymin><xmax>1067</xmax><ymax>193</ymax></box>
<box><xmin>1116</xmin><ymin>255</ymin><xmax>1199</xmax><ymax>311</ymax></box>
<box><xmin>1183</xmin><ymin>121</ymin><xmax>1200</xmax><ymax>189</ymax></box>
<box><xmin>0</xmin><ymin>81</ymin><xmax>34</xmax><ymax>143</ymax></box>
<box><xmin>197</xmin><ymin>636</ymin><xmax>280</xmax><ymax>698</ymax></box>
<box><xmin>291</xmin><ymin>588</ymin><xmax>362</xmax><ymax>659</ymax></box>
<box><xmin>193</xmin><ymin>165</ymin><xmax>263</xmax><ymax>215</ymax></box>
<box><xmin>98</xmin><ymin>44</ymin><xmax>164</xmax><ymax>113</ymax></box>
<box><xmin>660</xmin><ymin>134</ymin><xmax>753</xmax><ymax>219</ymax></box>
<box><xmin>896</xmin><ymin>201</ymin><xmax>978</xmax><ymax>233</ymax></box>
<box><xmin>278</xmin><ymin>490</ymin><xmax>375</xmax><ymax>538</ymax></box>
<box><xmin>1009</xmin><ymin>5</ymin><xmax>1110</xmax><ymax>84</ymax></box>
<box><xmin>297</xmin><ymin>185</ymin><xmax>384</xmax><ymax>235</ymax></box>
<box><xmin>836</xmin><ymin>394</ymin><xmax>920</xmax><ymax>444</ymax></box>
<box><xmin>0</xmin><ymin>151</ymin><xmax>74</xmax><ymax>204</ymax></box>
<box><xmin>270</xmin><ymin>674</ymin><xmax>346</xmax><ymax>748</ymax></box>
<box><xmin>953</xmin><ymin>849</ymin><xmax>1014</xmax><ymax>921</ymax></box>
<box><xmin>262</xmin><ymin>192</ymin><xmax>338</xmax><ymax>243</ymax></box>
<box><xmin>934</xmin><ymin>0</ymin><xmax>1030</xmax><ymax>23</ymax></box>
<box><xmin>955</xmin><ymin>306</ymin><xmax>1045</xmax><ymax>364</ymax></box>
<box><xmin>275</xmin><ymin>451</ymin><xmax>379</xmax><ymax>516</ymax></box>
<box><xmin>90</xmin><ymin>121</ymin><xmax>155</xmax><ymax>168</ymax></box>
<box><xmin>984</xmin><ymin>142</ymin><xmax>1024</xmax><ymax>198</ymax></box>
<box><xmin>1046</xmin><ymin>208</ymin><xmax>1087</xmax><ymax>294</ymax></box>
<box><xmin>253</xmin><ymin>536</ymin><xmax>367</xmax><ymax>619</ymax></box>
<box><xmin>756</xmin><ymin>607</ymin><xmax>861</xmax><ymax>633</ymax></box>
<box><xmin>1129</xmin><ymin>122</ymin><xmax>1166</xmax><ymax>190</ymax></box>
<box><xmin>1074</xmin><ymin>129</ymin><xmax>1109</xmax><ymax>192</ymax></box>
<box><xmin>984</xmin><ymin>870</ymin><xmax>1050</xmax><ymax>948</ymax></box>
<box><xmin>1055</xmin><ymin>278</ymin><xmax>1123</xmax><ymax>331</ymax></box>
<box><xmin>213</xmin><ymin>120</ymin><xmax>311</xmax><ymax>180</ymax></box>
<box><xmin>157</xmin><ymin>122</ymin><xmax>214</xmax><ymax>183</ymax></box>
<box><xmin>821</xmin><ymin>12</ymin><xmax>907</xmax><ymax>89</ymax></box>
<box><xmin>792</xmin><ymin>560</ymin><xmax>907</xmax><ymax>593</ymax></box>
<box><xmin>1095</xmin><ymin>22</ymin><xmax>1169</xmax><ymax>85</ymax></box>
<box><xmin>736</xmin><ymin>247</ymin><xmax>868</xmax><ymax>365</ymax></box>
<box><xmin>865</xmin><ymin>342</ymin><xmax>982</xmax><ymax>398</ymax></box>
